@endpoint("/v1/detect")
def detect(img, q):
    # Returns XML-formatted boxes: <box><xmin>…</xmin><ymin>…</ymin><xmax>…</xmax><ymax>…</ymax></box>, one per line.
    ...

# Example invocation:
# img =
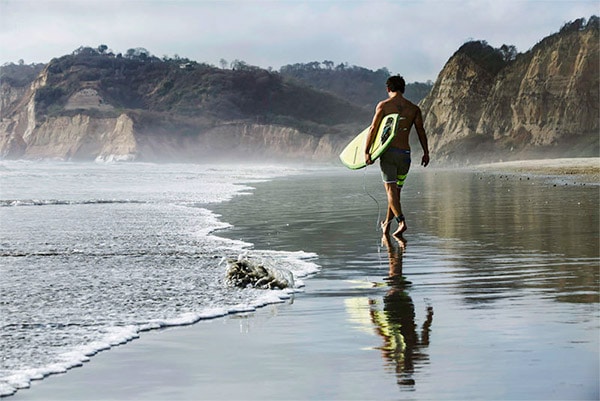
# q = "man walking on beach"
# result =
<box><xmin>365</xmin><ymin>75</ymin><xmax>430</xmax><ymax>238</ymax></box>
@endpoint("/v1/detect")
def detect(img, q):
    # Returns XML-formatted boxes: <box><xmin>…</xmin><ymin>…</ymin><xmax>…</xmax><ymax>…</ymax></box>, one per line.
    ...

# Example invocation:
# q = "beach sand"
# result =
<box><xmin>11</xmin><ymin>159</ymin><xmax>600</xmax><ymax>400</ymax></box>
<box><xmin>474</xmin><ymin>157</ymin><xmax>600</xmax><ymax>183</ymax></box>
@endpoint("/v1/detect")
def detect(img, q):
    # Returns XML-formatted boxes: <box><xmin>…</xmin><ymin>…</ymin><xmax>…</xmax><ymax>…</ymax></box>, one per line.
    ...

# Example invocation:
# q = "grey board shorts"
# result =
<box><xmin>380</xmin><ymin>148</ymin><xmax>411</xmax><ymax>187</ymax></box>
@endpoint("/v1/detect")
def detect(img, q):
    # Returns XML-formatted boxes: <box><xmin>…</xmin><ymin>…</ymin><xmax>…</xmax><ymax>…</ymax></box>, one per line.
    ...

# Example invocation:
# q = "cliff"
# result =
<box><xmin>0</xmin><ymin>49</ymin><xmax>369</xmax><ymax>162</ymax></box>
<box><xmin>420</xmin><ymin>17</ymin><xmax>599</xmax><ymax>164</ymax></box>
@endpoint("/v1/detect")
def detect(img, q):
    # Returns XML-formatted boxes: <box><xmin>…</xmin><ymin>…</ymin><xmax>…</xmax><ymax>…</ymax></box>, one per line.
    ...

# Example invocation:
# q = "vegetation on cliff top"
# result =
<box><xmin>455</xmin><ymin>16</ymin><xmax>599</xmax><ymax>77</ymax></box>
<box><xmin>279</xmin><ymin>62</ymin><xmax>432</xmax><ymax>107</ymax></box>
<box><xmin>0</xmin><ymin>61</ymin><xmax>45</xmax><ymax>87</ymax></box>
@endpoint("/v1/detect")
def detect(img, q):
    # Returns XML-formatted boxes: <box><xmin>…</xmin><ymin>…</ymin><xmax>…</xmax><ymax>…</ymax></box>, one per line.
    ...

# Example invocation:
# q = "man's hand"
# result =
<box><xmin>421</xmin><ymin>153</ymin><xmax>430</xmax><ymax>167</ymax></box>
<box><xmin>365</xmin><ymin>153</ymin><xmax>373</xmax><ymax>165</ymax></box>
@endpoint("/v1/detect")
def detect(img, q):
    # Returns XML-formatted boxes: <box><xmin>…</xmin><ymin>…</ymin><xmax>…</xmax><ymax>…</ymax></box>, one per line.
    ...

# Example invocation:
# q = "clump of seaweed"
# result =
<box><xmin>225</xmin><ymin>255</ymin><xmax>294</xmax><ymax>290</ymax></box>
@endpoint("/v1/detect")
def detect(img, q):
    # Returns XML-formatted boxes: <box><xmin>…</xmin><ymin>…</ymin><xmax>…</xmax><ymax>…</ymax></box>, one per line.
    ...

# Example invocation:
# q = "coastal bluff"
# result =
<box><xmin>420</xmin><ymin>17</ymin><xmax>599</xmax><ymax>164</ymax></box>
<box><xmin>0</xmin><ymin>52</ymin><xmax>369</xmax><ymax>162</ymax></box>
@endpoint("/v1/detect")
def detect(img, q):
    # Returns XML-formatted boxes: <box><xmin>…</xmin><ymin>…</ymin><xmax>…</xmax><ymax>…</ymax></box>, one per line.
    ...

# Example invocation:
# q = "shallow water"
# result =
<box><xmin>212</xmin><ymin>167</ymin><xmax>599</xmax><ymax>400</ymax></box>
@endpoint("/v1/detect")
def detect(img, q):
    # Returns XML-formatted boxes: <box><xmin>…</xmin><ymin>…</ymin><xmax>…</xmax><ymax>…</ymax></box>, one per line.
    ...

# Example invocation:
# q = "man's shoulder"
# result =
<box><xmin>404</xmin><ymin>100</ymin><xmax>422</xmax><ymax>118</ymax></box>
<box><xmin>403</xmin><ymin>98</ymin><xmax>419</xmax><ymax>109</ymax></box>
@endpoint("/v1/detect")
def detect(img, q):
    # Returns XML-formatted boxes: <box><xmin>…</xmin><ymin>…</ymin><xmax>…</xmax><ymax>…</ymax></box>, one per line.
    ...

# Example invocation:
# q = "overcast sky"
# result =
<box><xmin>1</xmin><ymin>0</ymin><xmax>597</xmax><ymax>82</ymax></box>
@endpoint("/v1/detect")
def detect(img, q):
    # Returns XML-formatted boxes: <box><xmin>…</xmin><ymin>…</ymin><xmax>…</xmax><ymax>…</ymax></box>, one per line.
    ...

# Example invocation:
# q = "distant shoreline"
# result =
<box><xmin>471</xmin><ymin>157</ymin><xmax>600</xmax><ymax>183</ymax></box>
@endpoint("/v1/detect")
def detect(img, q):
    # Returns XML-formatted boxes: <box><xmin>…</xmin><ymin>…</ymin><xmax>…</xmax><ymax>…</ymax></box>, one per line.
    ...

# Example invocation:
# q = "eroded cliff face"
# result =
<box><xmin>201</xmin><ymin>124</ymin><xmax>319</xmax><ymax>159</ymax></box>
<box><xmin>24</xmin><ymin>113</ymin><xmax>137</xmax><ymax>161</ymax></box>
<box><xmin>420</xmin><ymin>23</ymin><xmax>599</xmax><ymax>164</ymax></box>
<box><xmin>1</xmin><ymin>105</ymin><xmax>340</xmax><ymax>162</ymax></box>
<box><xmin>0</xmin><ymin>85</ymin><xmax>342</xmax><ymax>162</ymax></box>
<box><xmin>1</xmin><ymin>69</ymin><xmax>48</xmax><ymax>159</ymax></box>
<box><xmin>0</xmin><ymin>84</ymin><xmax>28</xmax><ymax>115</ymax></box>
<box><xmin>419</xmin><ymin>53</ymin><xmax>496</xmax><ymax>154</ymax></box>
<box><xmin>0</xmin><ymin>68</ymin><xmax>137</xmax><ymax>161</ymax></box>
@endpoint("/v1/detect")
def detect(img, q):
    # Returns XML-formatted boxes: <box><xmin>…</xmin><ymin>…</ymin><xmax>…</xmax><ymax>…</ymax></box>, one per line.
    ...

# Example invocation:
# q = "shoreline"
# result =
<box><xmin>471</xmin><ymin>157</ymin><xmax>600</xmax><ymax>183</ymax></box>
<box><xmin>7</xmin><ymin>165</ymin><xmax>599</xmax><ymax>400</ymax></box>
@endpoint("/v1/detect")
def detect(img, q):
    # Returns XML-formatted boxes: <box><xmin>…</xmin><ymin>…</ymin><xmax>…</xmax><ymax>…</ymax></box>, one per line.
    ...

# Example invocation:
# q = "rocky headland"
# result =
<box><xmin>420</xmin><ymin>17</ymin><xmax>599</xmax><ymax>164</ymax></box>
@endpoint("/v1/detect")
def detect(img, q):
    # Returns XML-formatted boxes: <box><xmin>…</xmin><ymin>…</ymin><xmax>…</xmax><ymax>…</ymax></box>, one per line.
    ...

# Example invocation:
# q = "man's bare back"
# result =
<box><xmin>376</xmin><ymin>96</ymin><xmax>423</xmax><ymax>150</ymax></box>
<box><xmin>365</xmin><ymin>92</ymin><xmax>428</xmax><ymax>166</ymax></box>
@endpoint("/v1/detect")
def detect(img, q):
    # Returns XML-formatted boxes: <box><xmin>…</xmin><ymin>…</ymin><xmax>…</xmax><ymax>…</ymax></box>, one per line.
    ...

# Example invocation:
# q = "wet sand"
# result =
<box><xmin>11</xmin><ymin>163</ymin><xmax>599</xmax><ymax>400</ymax></box>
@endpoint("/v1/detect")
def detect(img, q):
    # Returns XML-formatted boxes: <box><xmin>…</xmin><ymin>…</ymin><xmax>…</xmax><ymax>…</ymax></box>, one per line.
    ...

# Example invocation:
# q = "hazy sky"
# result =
<box><xmin>1</xmin><ymin>0</ymin><xmax>597</xmax><ymax>82</ymax></box>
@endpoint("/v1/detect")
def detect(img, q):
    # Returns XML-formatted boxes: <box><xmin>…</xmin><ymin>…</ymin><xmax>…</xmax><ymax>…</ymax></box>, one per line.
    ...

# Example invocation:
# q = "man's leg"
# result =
<box><xmin>380</xmin><ymin>151</ymin><xmax>409</xmax><ymax>236</ymax></box>
<box><xmin>384</xmin><ymin>182</ymin><xmax>406</xmax><ymax>237</ymax></box>
<box><xmin>382</xmin><ymin>204</ymin><xmax>394</xmax><ymax>235</ymax></box>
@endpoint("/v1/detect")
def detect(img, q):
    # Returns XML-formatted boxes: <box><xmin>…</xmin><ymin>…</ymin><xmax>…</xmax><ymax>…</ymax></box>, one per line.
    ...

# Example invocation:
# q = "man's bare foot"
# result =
<box><xmin>393</xmin><ymin>218</ymin><xmax>407</xmax><ymax>238</ymax></box>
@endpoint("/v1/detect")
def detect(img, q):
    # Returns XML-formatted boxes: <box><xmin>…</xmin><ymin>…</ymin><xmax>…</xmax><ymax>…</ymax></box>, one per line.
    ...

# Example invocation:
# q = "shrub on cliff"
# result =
<box><xmin>454</xmin><ymin>40</ymin><xmax>511</xmax><ymax>76</ymax></box>
<box><xmin>34</xmin><ymin>86</ymin><xmax>66</xmax><ymax>115</ymax></box>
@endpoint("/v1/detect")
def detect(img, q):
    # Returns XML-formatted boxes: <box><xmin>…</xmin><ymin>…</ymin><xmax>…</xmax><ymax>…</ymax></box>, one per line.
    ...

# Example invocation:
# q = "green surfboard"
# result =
<box><xmin>339</xmin><ymin>113</ymin><xmax>402</xmax><ymax>170</ymax></box>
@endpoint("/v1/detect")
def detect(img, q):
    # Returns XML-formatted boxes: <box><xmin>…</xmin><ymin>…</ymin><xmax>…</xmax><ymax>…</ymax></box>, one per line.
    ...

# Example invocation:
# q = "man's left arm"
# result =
<box><xmin>414</xmin><ymin>108</ymin><xmax>430</xmax><ymax>167</ymax></box>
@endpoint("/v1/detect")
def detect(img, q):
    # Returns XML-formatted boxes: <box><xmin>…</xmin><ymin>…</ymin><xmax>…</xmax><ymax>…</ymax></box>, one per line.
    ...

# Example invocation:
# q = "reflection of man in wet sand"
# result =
<box><xmin>384</xmin><ymin>234</ymin><xmax>406</xmax><ymax>277</ymax></box>
<box><xmin>365</xmin><ymin>76</ymin><xmax>430</xmax><ymax>239</ymax></box>
<box><xmin>370</xmin><ymin>235</ymin><xmax>434</xmax><ymax>387</ymax></box>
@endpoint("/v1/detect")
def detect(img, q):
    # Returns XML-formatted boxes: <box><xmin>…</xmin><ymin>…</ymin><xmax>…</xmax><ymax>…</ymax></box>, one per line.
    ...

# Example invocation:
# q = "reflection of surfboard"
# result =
<box><xmin>339</xmin><ymin>113</ymin><xmax>402</xmax><ymax>170</ymax></box>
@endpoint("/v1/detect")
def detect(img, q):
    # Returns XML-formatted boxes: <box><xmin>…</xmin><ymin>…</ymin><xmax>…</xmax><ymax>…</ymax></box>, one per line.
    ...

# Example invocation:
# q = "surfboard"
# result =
<box><xmin>339</xmin><ymin>113</ymin><xmax>402</xmax><ymax>170</ymax></box>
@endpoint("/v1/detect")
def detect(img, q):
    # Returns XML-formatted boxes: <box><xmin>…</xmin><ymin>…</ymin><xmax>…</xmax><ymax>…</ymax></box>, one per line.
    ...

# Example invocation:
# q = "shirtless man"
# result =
<box><xmin>365</xmin><ymin>75</ymin><xmax>430</xmax><ymax>239</ymax></box>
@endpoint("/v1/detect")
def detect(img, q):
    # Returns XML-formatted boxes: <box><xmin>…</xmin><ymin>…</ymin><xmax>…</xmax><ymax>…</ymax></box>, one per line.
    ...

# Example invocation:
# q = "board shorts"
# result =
<box><xmin>380</xmin><ymin>148</ymin><xmax>411</xmax><ymax>187</ymax></box>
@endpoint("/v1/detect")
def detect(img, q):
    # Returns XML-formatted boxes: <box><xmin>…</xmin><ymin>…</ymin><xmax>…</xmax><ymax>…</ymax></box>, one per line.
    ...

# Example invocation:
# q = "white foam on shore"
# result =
<box><xmin>0</xmin><ymin>326</ymin><xmax>141</xmax><ymax>396</ymax></box>
<box><xmin>0</xmin><ymin>248</ymin><xmax>318</xmax><ymax>397</ymax></box>
<box><xmin>0</xmin><ymin>246</ymin><xmax>319</xmax><ymax>398</ymax></box>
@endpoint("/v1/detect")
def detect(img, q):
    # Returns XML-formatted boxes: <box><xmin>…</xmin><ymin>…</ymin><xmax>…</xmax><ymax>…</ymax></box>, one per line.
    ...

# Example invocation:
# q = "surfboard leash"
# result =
<box><xmin>363</xmin><ymin>165</ymin><xmax>383</xmax><ymax>232</ymax></box>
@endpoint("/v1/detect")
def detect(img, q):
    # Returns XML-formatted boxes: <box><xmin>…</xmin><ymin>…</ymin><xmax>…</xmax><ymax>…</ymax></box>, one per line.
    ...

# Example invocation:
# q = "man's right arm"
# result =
<box><xmin>365</xmin><ymin>102</ymin><xmax>384</xmax><ymax>165</ymax></box>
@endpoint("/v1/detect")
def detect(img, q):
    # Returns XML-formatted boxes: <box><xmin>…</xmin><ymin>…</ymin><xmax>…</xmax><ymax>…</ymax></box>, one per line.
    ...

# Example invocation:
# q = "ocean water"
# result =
<box><xmin>0</xmin><ymin>161</ymin><xmax>318</xmax><ymax>397</ymax></box>
<box><xmin>2</xmin><ymin>162</ymin><xmax>599</xmax><ymax>400</ymax></box>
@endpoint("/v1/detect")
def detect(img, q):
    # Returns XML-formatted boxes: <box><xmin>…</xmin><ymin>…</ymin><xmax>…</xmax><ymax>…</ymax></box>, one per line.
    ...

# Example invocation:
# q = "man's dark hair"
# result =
<box><xmin>386</xmin><ymin>75</ymin><xmax>406</xmax><ymax>94</ymax></box>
